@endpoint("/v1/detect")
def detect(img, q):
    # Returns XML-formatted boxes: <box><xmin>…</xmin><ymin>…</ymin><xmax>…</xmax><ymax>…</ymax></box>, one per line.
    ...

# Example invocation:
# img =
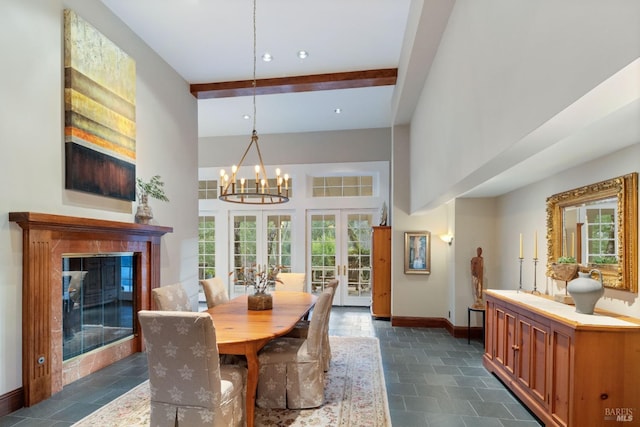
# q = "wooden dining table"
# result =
<box><xmin>205</xmin><ymin>291</ymin><xmax>317</xmax><ymax>427</ymax></box>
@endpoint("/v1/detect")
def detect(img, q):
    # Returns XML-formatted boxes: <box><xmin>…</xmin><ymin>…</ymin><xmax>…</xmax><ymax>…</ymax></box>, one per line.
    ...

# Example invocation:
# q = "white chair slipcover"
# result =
<box><xmin>256</xmin><ymin>288</ymin><xmax>334</xmax><ymax>409</ymax></box>
<box><xmin>200</xmin><ymin>277</ymin><xmax>230</xmax><ymax>309</ymax></box>
<box><xmin>138</xmin><ymin>310</ymin><xmax>246</xmax><ymax>427</ymax></box>
<box><xmin>287</xmin><ymin>279</ymin><xmax>339</xmax><ymax>371</ymax></box>
<box><xmin>275</xmin><ymin>272</ymin><xmax>305</xmax><ymax>292</ymax></box>
<box><xmin>151</xmin><ymin>282</ymin><xmax>192</xmax><ymax>311</ymax></box>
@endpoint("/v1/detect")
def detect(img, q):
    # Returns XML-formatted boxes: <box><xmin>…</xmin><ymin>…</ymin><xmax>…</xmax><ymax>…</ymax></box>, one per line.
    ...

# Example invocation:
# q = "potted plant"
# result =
<box><xmin>135</xmin><ymin>175</ymin><xmax>169</xmax><ymax>224</ymax></box>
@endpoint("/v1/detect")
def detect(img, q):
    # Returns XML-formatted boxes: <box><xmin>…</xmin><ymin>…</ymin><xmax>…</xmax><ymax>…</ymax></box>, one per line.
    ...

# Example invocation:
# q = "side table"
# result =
<box><xmin>467</xmin><ymin>306</ymin><xmax>486</xmax><ymax>345</ymax></box>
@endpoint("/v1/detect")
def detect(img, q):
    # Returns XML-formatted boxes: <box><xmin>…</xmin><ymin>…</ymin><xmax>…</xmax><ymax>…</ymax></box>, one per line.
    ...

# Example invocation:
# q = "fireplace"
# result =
<box><xmin>9</xmin><ymin>212</ymin><xmax>172</xmax><ymax>407</ymax></box>
<box><xmin>62</xmin><ymin>252</ymin><xmax>136</xmax><ymax>361</ymax></box>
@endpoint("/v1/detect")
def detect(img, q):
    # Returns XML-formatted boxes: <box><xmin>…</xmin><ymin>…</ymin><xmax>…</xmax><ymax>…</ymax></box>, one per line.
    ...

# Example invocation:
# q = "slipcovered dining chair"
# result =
<box><xmin>287</xmin><ymin>279</ymin><xmax>339</xmax><ymax>371</ymax></box>
<box><xmin>151</xmin><ymin>282</ymin><xmax>192</xmax><ymax>311</ymax></box>
<box><xmin>138</xmin><ymin>310</ymin><xmax>246</xmax><ymax>427</ymax></box>
<box><xmin>275</xmin><ymin>272</ymin><xmax>305</xmax><ymax>292</ymax></box>
<box><xmin>200</xmin><ymin>277</ymin><xmax>230</xmax><ymax>309</ymax></box>
<box><xmin>256</xmin><ymin>287</ymin><xmax>334</xmax><ymax>409</ymax></box>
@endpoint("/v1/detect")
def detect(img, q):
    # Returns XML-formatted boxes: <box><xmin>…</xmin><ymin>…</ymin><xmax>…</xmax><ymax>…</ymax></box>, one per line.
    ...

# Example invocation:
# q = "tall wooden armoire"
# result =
<box><xmin>371</xmin><ymin>226</ymin><xmax>391</xmax><ymax>318</ymax></box>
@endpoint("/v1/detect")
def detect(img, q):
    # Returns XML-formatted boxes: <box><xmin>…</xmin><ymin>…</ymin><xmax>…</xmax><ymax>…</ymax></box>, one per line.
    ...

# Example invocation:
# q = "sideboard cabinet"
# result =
<box><xmin>371</xmin><ymin>226</ymin><xmax>391</xmax><ymax>318</ymax></box>
<box><xmin>484</xmin><ymin>290</ymin><xmax>640</xmax><ymax>427</ymax></box>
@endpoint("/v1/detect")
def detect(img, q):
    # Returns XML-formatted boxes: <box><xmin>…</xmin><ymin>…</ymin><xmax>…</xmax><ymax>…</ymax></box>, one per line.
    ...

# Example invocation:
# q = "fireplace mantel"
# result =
<box><xmin>9</xmin><ymin>211</ymin><xmax>173</xmax><ymax>236</ymax></box>
<box><xmin>9</xmin><ymin>212</ymin><xmax>172</xmax><ymax>407</ymax></box>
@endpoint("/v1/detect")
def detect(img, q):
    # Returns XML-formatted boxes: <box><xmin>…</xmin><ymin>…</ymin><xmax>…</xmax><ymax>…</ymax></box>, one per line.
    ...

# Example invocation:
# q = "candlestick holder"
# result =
<box><xmin>518</xmin><ymin>257</ymin><xmax>524</xmax><ymax>292</ymax></box>
<box><xmin>532</xmin><ymin>258</ymin><xmax>540</xmax><ymax>294</ymax></box>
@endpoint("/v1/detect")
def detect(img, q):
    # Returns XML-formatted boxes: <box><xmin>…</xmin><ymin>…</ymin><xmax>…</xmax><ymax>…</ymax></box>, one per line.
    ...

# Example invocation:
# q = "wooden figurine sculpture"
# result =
<box><xmin>470</xmin><ymin>247</ymin><xmax>484</xmax><ymax>309</ymax></box>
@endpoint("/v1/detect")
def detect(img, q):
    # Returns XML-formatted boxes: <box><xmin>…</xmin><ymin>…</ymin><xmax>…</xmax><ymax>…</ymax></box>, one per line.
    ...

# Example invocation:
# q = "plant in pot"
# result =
<box><xmin>233</xmin><ymin>264</ymin><xmax>283</xmax><ymax>310</ymax></box>
<box><xmin>135</xmin><ymin>175</ymin><xmax>169</xmax><ymax>224</ymax></box>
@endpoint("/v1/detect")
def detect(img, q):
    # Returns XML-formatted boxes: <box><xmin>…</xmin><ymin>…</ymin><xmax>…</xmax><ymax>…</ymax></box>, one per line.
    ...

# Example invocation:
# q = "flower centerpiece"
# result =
<box><xmin>237</xmin><ymin>264</ymin><xmax>282</xmax><ymax>310</ymax></box>
<box><xmin>135</xmin><ymin>175</ymin><xmax>169</xmax><ymax>224</ymax></box>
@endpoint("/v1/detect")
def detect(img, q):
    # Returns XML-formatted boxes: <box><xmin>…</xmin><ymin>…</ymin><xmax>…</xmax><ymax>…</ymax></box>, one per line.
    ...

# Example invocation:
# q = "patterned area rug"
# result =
<box><xmin>72</xmin><ymin>336</ymin><xmax>390</xmax><ymax>427</ymax></box>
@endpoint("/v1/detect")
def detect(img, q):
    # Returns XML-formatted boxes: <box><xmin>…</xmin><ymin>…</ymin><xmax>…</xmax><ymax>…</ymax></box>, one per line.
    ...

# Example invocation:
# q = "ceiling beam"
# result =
<box><xmin>190</xmin><ymin>68</ymin><xmax>397</xmax><ymax>99</ymax></box>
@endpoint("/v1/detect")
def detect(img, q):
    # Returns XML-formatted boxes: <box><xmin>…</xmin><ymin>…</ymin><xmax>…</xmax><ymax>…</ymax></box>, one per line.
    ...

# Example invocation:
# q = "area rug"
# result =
<box><xmin>72</xmin><ymin>336</ymin><xmax>390</xmax><ymax>427</ymax></box>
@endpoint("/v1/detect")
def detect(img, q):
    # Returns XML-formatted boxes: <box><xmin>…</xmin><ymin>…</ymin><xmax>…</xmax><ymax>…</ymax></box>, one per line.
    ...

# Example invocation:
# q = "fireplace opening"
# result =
<box><xmin>62</xmin><ymin>252</ymin><xmax>136</xmax><ymax>360</ymax></box>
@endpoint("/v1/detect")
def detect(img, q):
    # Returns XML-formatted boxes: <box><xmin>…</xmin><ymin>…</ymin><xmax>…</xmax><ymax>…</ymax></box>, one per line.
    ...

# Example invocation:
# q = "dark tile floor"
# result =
<box><xmin>0</xmin><ymin>306</ymin><xmax>542</xmax><ymax>427</ymax></box>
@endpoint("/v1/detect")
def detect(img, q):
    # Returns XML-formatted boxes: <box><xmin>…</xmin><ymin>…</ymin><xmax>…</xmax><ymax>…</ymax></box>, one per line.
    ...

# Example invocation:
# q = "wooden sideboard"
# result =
<box><xmin>371</xmin><ymin>226</ymin><xmax>391</xmax><ymax>318</ymax></box>
<box><xmin>484</xmin><ymin>290</ymin><xmax>640</xmax><ymax>427</ymax></box>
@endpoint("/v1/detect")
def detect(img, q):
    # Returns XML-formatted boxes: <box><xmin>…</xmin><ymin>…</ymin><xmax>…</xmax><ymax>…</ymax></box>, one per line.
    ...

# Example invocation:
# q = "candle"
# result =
<box><xmin>534</xmin><ymin>231</ymin><xmax>538</xmax><ymax>259</ymax></box>
<box><xmin>254</xmin><ymin>165</ymin><xmax>260</xmax><ymax>183</ymax></box>
<box><xmin>571</xmin><ymin>232</ymin><xmax>575</xmax><ymax>258</ymax></box>
<box><xmin>240</xmin><ymin>178</ymin><xmax>245</xmax><ymax>193</ymax></box>
<box><xmin>519</xmin><ymin>233</ymin><xmax>523</xmax><ymax>258</ymax></box>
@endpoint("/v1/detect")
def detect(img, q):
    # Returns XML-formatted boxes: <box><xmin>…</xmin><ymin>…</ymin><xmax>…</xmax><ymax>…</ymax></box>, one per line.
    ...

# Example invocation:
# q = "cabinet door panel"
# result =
<box><xmin>530</xmin><ymin>324</ymin><xmax>548</xmax><ymax>405</ymax></box>
<box><xmin>551</xmin><ymin>329</ymin><xmax>571</xmax><ymax>426</ymax></box>
<box><xmin>516</xmin><ymin>317</ymin><xmax>532</xmax><ymax>388</ymax></box>
<box><xmin>495</xmin><ymin>306</ymin><xmax>516</xmax><ymax>374</ymax></box>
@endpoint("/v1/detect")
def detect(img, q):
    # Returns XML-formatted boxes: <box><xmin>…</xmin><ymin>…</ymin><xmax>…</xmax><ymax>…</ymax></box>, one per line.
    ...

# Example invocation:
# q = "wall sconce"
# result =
<box><xmin>440</xmin><ymin>234</ymin><xmax>454</xmax><ymax>245</ymax></box>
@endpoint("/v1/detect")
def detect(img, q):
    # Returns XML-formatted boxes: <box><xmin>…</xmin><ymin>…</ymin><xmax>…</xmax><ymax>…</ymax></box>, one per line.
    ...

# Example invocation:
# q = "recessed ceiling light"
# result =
<box><xmin>243</xmin><ymin>114</ymin><xmax>250</xmax><ymax>120</ymax></box>
<box><xmin>334</xmin><ymin>108</ymin><xmax>342</xmax><ymax>114</ymax></box>
<box><xmin>297</xmin><ymin>50</ymin><xmax>308</xmax><ymax>59</ymax></box>
<box><xmin>262</xmin><ymin>52</ymin><xmax>273</xmax><ymax>62</ymax></box>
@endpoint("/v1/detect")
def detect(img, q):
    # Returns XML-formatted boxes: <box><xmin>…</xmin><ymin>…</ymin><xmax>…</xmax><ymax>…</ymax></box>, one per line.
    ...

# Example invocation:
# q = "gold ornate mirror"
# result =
<box><xmin>546</xmin><ymin>173</ymin><xmax>638</xmax><ymax>292</ymax></box>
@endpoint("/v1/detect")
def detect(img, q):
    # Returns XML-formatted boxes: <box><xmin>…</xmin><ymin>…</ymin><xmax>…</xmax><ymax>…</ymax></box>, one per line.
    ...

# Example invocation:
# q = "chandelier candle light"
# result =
<box><xmin>218</xmin><ymin>0</ymin><xmax>289</xmax><ymax>205</ymax></box>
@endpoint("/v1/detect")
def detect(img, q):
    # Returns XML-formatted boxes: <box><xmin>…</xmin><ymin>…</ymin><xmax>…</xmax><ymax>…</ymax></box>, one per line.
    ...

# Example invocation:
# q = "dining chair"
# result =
<box><xmin>275</xmin><ymin>272</ymin><xmax>305</xmax><ymax>292</ymax></box>
<box><xmin>256</xmin><ymin>287</ymin><xmax>334</xmax><ymax>409</ymax></box>
<box><xmin>287</xmin><ymin>279</ymin><xmax>339</xmax><ymax>371</ymax></box>
<box><xmin>151</xmin><ymin>282</ymin><xmax>192</xmax><ymax>311</ymax></box>
<box><xmin>200</xmin><ymin>277</ymin><xmax>230</xmax><ymax>308</ymax></box>
<box><xmin>138</xmin><ymin>310</ymin><xmax>246</xmax><ymax>427</ymax></box>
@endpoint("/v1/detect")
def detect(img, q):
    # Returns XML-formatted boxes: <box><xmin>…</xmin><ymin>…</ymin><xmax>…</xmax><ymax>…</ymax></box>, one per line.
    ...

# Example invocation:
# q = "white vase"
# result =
<box><xmin>567</xmin><ymin>269</ymin><xmax>604</xmax><ymax>315</ymax></box>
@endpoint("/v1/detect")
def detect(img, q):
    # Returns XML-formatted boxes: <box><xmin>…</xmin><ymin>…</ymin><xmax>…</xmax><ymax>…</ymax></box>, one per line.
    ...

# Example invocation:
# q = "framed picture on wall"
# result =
<box><xmin>404</xmin><ymin>231</ymin><xmax>431</xmax><ymax>274</ymax></box>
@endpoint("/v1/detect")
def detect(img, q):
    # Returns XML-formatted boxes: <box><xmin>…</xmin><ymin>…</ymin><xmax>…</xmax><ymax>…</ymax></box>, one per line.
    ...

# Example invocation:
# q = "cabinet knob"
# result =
<box><xmin>600</xmin><ymin>393</ymin><xmax>609</xmax><ymax>400</ymax></box>
<box><xmin>511</xmin><ymin>345</ymin><xmax>520</xmax><ymax>351</ymax></box>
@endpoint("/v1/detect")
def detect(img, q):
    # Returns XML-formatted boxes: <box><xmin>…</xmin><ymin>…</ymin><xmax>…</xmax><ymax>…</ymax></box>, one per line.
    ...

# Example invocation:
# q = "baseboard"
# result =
<box><xmin>391</xmin><ymin>316</ymin><xmax>485</xmax><ymax>341</ymax></box>
<box><xmin>0</xmin><ymin>387</ymin><xmax>23</xmax><ymax>417</ymax></box>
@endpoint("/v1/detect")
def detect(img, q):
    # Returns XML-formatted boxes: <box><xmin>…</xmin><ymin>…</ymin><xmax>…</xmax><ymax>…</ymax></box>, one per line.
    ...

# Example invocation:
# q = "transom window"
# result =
<box><xmin>312</xmin><ymin>175</ymin><xmax>373</xmax><ymax>197</ymax></box>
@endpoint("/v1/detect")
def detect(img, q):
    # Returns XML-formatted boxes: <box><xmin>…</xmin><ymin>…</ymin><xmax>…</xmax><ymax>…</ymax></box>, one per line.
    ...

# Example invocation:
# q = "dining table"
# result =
<box><xmin>206</xmin><ymin>291</ymin><xmax>317</xmax><ymax>427</ymax></box>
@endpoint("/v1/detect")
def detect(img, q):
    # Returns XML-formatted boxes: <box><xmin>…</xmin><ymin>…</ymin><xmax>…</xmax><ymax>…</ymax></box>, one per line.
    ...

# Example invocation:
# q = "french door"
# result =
<box><xmin>228</xmin><ymin>211</ymin><xmax>293</xmax><ymax>298</ymax></box>
<box><xmin>307</xmin><ymin>210</ymin><xmax>374</xmax><ymax>306</ymax></box>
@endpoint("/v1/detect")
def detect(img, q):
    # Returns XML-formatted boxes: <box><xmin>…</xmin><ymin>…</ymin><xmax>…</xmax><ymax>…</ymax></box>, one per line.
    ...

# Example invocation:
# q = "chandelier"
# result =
<box><xmin>218</xmin><ymin>0</ymin><xmax>289</xmax><ymax>205</ymax></box>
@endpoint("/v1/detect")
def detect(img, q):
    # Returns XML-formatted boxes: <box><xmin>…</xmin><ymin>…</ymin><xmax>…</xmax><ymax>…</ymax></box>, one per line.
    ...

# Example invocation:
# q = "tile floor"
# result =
<box><xmin>0</xmin><ymin>306</ymin><xmax>542</xmax><ymax>427</ymax></box>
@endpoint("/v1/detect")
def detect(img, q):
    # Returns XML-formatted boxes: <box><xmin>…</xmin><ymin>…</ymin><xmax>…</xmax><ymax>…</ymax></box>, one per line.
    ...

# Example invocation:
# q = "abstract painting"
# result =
<box><xmin>64</xmin><ymin>9</ymin><xmax>136</xmax><ymax>201</ymax></box>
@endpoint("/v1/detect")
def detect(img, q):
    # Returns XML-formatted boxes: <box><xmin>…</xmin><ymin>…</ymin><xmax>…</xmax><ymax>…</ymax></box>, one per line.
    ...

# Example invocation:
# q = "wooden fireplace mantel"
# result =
<box><xmin>9</xmin><ymin>212</ymin><xmax>172</xmax><ymax>407</ymax></box>
<box><xmin>9</xmin><ymin>211</ymin><xmax>173</xmax><ymax>236</ymax></box>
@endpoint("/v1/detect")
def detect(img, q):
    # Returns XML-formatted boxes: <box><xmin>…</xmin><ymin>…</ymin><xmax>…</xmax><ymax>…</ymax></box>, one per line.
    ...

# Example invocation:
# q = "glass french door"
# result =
<box><xmin>229</xmin><ymin>212</ymin><xmax>293</xmax><ymax>298</ymax></box>
<box><xmin>307</xmin><ymin>210</ymin><xmax>374</xmax><ymax>306</ymax></box>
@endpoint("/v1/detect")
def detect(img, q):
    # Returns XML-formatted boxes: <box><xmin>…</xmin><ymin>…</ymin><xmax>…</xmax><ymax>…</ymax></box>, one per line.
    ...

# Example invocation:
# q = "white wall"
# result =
<box><xmin>410</xmin><ymin>0</ymin><xmax>640</xmax><ymax>212</ymax></box>
<box><xmin>391</xmin><ymin>125</ymin><xmax>450</xmax><ymax>318</ymax></box>
<box><xmin>199</xmin><ymin>127</ymin><xmax>392</xmax><ymax>168</ymax></box>
<box><xmin>0</xmin><ymin>0</ymin><xmax>199</xmax><ymax>395</ymax></box>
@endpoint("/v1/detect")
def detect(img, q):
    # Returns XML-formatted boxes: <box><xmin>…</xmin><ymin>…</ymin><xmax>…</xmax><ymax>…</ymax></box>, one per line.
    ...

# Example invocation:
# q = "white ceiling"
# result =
<box><xmin>100</xmin><ymin>0</ymin><xmax>412</xmax><ymax>137</ymax></box>
<box><xmin>100</xmin><ymin>0</ymin><xmax>639</xmax><ymax>200</ymax></box>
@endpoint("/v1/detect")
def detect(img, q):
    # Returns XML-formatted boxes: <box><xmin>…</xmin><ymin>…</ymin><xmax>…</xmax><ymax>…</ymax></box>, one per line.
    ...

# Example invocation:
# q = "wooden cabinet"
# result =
<box><xmin>484</xmin><ymin>290</ymin><xmax>640</xmax><ymax>427</ymax></box>
<box><xmin>371</xmin><ymin>226</ymin><xmax>391</xmax><ymax>318</ymax></box>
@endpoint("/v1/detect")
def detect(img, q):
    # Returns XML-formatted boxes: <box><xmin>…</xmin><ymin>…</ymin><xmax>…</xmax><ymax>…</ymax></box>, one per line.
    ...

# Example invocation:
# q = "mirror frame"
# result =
<box><xmin>546</xmin><ymin>173</ymin><xmax>638</xmax><ymax>293</ymax></box>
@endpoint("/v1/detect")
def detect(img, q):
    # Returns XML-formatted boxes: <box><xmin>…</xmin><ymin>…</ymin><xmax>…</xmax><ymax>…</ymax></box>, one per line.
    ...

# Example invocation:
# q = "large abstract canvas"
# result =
<box><xmin>64</xmin><ymin>9</ymin><xmax>136</xmax><ymax>201</ymax></box>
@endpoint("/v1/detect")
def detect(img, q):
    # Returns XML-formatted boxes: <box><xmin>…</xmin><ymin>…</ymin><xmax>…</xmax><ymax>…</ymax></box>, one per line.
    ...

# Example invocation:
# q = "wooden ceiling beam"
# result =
<box><xmin>190</xmin><ymin>68</ymin><xmax>397</xmax><ymax>99</ymax></box>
